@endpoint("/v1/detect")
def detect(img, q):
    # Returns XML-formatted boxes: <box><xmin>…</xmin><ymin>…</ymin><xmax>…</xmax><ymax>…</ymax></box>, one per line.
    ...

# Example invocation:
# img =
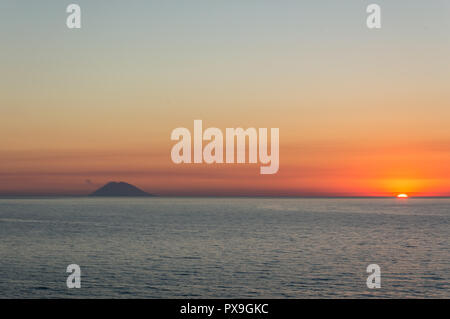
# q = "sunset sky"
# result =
<box><xmin>1</xmin><ymin>1</ymin><xmax>450</xmax><ymax>196</ymax></box>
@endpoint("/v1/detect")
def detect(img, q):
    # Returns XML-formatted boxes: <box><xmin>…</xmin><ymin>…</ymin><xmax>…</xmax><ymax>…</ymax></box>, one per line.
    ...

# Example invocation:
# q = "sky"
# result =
<box><xmin>1</xmin><ymin>0</ymin><xmax>450</xmax><ymax>196</ymax></box>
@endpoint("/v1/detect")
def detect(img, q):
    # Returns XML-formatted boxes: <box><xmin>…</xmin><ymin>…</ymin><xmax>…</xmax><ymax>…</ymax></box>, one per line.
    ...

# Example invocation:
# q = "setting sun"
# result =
<box><xmin>397</xmin><ymin>194</ymin><xmax>409</xmax><ymax>198</ymax></box>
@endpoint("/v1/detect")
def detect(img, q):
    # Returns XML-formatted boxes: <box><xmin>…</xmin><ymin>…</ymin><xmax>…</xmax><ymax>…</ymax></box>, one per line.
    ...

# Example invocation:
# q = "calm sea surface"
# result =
<box><xmin>0</xmin><ymin>198</ymin><xmax>448</xmax><ymax>298</ymax></box>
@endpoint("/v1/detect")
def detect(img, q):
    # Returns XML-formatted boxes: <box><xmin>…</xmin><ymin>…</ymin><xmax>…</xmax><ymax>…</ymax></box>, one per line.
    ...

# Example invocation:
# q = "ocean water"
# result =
<box><xmin>0</xmin><ymin>197</ymin><xmax>448</xmax><ymax>298</ymax></box>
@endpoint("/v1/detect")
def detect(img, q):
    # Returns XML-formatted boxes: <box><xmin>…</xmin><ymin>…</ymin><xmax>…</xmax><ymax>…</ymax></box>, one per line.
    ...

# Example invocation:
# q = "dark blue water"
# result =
<box><xmin>0</xmin><ymin>198</ymin><xmax>448</xmax><ymax>298</ymax></box>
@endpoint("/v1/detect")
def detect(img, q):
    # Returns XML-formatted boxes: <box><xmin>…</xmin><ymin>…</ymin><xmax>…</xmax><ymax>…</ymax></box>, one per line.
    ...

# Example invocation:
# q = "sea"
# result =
<box><xmin>0</xmin><ymin>197</ymin><xmax>448</xmax><ymax>298</ymax></box>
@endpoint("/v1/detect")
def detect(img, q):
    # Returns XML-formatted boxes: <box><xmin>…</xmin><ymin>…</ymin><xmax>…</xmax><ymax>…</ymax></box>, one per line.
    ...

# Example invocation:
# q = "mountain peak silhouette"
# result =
<box><xmin>90</xmin><ymin>182</ymin><xmax>152</xmax><ymax>197</ymax></box>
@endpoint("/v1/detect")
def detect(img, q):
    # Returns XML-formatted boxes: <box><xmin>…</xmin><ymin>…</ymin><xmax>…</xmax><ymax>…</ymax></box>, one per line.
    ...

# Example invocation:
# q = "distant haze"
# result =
<box><xmin>0</xmin><ymin>1</ymin><xmax>449</xmax><ymax>196</ymax></box>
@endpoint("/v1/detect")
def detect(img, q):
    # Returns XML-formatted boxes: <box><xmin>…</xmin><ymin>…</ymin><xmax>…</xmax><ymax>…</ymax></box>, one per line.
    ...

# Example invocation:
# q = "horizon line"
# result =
<box><xmin>1</xmin><ymin>194</ymin><xmax>450</xmax><ymax>199</ymax></box>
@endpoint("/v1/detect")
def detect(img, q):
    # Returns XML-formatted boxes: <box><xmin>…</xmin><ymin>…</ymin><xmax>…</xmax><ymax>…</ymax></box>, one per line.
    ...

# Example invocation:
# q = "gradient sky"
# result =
<box><xmin>1</xmin><ymin>0</ymin><xmax>450</xmax><ymax>196</ymax></box>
